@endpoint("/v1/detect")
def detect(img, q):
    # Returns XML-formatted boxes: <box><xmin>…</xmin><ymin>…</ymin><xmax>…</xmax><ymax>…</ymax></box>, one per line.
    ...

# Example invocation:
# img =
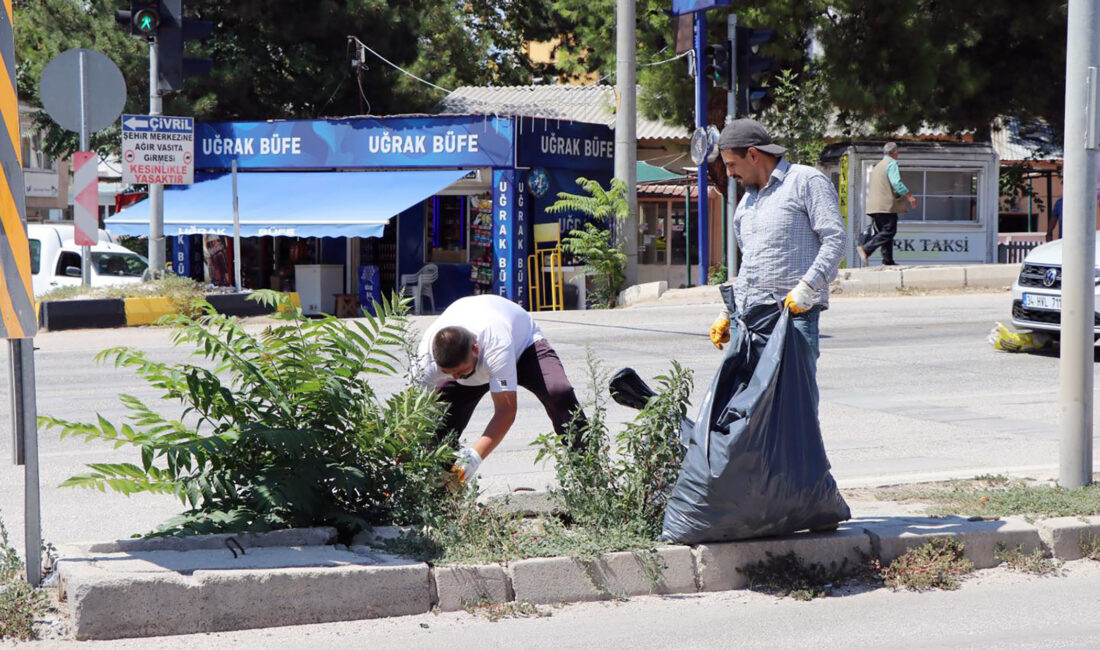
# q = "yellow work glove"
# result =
<box><xmin>709</xmin><ymin>314</ymin><xmax>731</xmax><ymax>350</ymax></box>
<box><xmin>783</xmin><ymin>280</ymin><xmax>815</xmax><ymax>315</ymax></box>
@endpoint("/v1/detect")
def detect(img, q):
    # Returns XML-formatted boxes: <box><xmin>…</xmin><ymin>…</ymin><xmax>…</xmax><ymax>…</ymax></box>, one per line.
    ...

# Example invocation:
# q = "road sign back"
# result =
<box><xmin>0</xmin><ymin>2</ymin><xmax>37</xmax><ymax>337</ymax></box>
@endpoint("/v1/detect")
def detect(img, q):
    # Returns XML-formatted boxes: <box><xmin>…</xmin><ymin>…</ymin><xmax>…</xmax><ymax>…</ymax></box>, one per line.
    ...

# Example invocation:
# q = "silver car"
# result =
<box><xmin>1010</xmin><ymin>237</ymin><xmax>1100</xmax><ymax>334</ymax></box>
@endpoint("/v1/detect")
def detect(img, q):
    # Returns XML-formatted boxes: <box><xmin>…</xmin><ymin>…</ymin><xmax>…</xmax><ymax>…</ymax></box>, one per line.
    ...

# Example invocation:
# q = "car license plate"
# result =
<box><xmin>1023</xmin><ymin>293</ymin><xmax>1062</xmax><ymax>311</ymax></box>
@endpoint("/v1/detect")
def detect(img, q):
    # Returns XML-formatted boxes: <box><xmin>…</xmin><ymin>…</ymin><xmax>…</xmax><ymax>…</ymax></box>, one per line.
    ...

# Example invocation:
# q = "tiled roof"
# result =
<box><xmin>438</xmin><ymin>85</ymin><xmax>688</xmax><ymax>141</ymax></box>
<box><xmin>990</xmin><ymin>117</ymin><xmax>1062</xmax><ymax>162</ymax></box>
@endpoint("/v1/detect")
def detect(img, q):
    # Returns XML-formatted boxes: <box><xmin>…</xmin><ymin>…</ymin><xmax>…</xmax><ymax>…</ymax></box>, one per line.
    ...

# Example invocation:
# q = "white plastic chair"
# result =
<box><xmin>400</xmin><ymin>263</ymin><xmax>439</xmax><ymax>314</ymax></box>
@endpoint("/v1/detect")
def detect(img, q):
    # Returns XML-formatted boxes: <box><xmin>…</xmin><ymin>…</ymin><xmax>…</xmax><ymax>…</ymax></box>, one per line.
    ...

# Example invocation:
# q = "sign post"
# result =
<box><xmin>3</xmin><ymin>1</ymin><xmax>43</xmax><ymax>585</ymax></box>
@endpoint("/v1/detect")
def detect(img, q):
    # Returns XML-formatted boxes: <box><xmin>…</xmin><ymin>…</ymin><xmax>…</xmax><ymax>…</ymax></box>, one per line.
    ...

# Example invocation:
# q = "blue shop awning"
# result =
<box><xmin>106</xmin><ymin>169</ymin><xmax>470</xmax><ymax>238</ymax></box>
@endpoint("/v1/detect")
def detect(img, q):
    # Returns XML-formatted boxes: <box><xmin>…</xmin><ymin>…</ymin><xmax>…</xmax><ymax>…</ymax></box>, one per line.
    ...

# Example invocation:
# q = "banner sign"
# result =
<box><xmin>516</xmin><ymin>118</ymin><xmax>615</xmax><ymax>172</ymax></box>
<box><xmin>196</xmin><ymin>116</ymin><xmax>515</xmax><ymax>171</ymax></box>
<box><xmin>492</xmin><ymin>169</ymin><xmax>520</xmax><ymax>303</ymax></box>
<box><xmin>670</xmin><ymin>0</ymin><xmax>730</xmax><ymax>15</ymax></box>
<box><xmin>893</xmin><ymin>231</ymin><xmax>985</xmax><ymax>262</ymax></box>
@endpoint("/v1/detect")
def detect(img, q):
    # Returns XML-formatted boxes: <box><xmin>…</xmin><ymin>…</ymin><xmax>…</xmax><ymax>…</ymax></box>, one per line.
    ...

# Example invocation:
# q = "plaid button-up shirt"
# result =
<box><xmin>730</xmin><ymin>158</ymin><xmax>847</xmax><ymax>314</ymax></box>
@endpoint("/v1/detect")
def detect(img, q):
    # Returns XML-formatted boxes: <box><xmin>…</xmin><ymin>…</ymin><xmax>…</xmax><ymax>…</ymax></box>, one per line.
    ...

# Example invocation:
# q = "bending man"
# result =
<box><xmin>417</xmin><ymin>294</ymin><xmax>585</xmax><ymax>484</ymax></box>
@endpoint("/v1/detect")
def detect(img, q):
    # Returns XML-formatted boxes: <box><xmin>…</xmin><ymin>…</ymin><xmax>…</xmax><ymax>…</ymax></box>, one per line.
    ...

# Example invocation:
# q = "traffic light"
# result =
<box><xmin>735</xmin><ymin>26</ymin><xmax>776</xmax><ymax>116</ymax></box>
<box><xmin>116</xmin><ymin>1</ymin><xmax>161</xmax><ymax>37</ymax></box>
<box><xmin>702</xmin><ymin>43</ymin><xmax>731</xmax><ymax>90</ymax></box>
<box><xmin>155</xmin><ymin>0</ymin><xmax>213</xmax><ymax>92</ymax></box>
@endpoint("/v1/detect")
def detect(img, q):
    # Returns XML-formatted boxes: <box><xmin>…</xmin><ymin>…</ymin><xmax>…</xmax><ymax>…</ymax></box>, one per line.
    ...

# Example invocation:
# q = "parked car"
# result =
<box><xmin>1010</xmin><ymin>236</ymin><xmax>1100</xmax><ymax>334</ymax></box>
<box><xmin>29</xmin><ymin>223</ymin><xmax>149</xmax><ymax>297</ymax></box>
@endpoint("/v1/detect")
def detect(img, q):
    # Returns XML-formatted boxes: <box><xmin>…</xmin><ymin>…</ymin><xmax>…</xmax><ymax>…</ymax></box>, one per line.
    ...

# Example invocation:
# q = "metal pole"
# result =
<box><xmin>726</xmin><ymin>13</ymin><xmax>739</xmax><ymax>281</ymax></box>
<box><xmin>78</xmin><ymin>51</ymin><xmax>91</xmax><ymax>287</ymax></box>
<box><xmin>615</xmin><ymin>0</ymin><xmax>638</xmax><ymax>287</ymax></box>
<box><xmin>148</xmin><ymin>38</ymin><xmax>165</xmax><ymax>276</ymax></box>
<box><xmin>684</xmin><ymin>186</ymin><xmax>691</xmax><ymax>286</ymax></box>
<box><xmin>694</xmin><ymin>11</ymin><xmax>709</xmax><ymax>286</ymax></box>
<box><xmin>232</xmin><ymin>160</ymin><xmax>242</xmax><ymax>292</ymax></box>
<box><xmin>1059</xmin><ymin>0</ymin><xmax>1100</xmax><ymax>488</ymax></box>
<box><xmin>9</xmin><ymin>340</ymin><xmax>41</xmax><ymax>586</ymax></box>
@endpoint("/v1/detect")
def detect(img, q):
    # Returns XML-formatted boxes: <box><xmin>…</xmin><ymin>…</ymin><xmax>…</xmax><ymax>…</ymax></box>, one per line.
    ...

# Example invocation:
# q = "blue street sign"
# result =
<box><xmin>122</xmin><ymin>114</ymin><xmax>193</xmax><ymax>133</ymax></box>
<box><xmin>670</xmin><ymin>0</ymin><xmax>730</xmax><ymax>15</ymax></box>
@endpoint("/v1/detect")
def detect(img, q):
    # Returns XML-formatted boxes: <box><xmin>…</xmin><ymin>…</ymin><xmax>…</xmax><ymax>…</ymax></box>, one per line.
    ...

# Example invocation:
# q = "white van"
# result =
<box><xmin>29</xmin><ymin>223</ymin><xmax>149</xmax><ymax>297</ymax></box>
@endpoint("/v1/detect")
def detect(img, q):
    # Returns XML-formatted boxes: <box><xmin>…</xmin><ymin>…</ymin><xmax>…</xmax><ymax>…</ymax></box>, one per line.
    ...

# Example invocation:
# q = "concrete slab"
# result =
<box><xmin>619</xmin><ymin>281</ymin><xmax>669</xmax><ymax>307</ymax></box>
<box><xmin>901</xmin><ymin>267</ymin><xmax>966</xmax><ymax>290</ymax></box>
<box><xmin>81</xmin><ymin>527</ymin><xmax>337</xmax><ymax>554</ymax></box>
<box><xmin>694</xmin><ymin>526</ymin><xmax>871</xmax><ymax>592</ymax></box>
<box><xmin>509</xmin><ymin>547</ymin><xmax>695</xmax><ymax>604</ymax></box>
<box><xmin>836</xmin><ymin>269</ymin><xmax>903</xmax><ymax>294</ymax></box>
<box><xmin>965</xmin><ymin>264</ymin><xmax>1021</xmax><ymax>289</ymax></box>
<box><xmin>433</xmin><ymin>564</ymin><xmax>511</xmax><ymax>612</ymax></box>
<box><xmin>58</xmin><ymin>545</ymin><xmax>431</xmax><ymax>640</ymax></box>
<box><xmin>1036</xmin><ymin>516</ymin><xmax>1100</xmax><ymax>560</ymax></box>
<box><xmin>858</xmin><ymin>515</ymin><xmax>1042</xmax><ymax>569</ymax></box>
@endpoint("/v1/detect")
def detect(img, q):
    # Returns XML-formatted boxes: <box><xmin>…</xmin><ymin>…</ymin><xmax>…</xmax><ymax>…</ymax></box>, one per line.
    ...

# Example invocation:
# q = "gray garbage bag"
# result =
<box><xmin>660</xmin><ymin>292</ymin><xmax>850</xmax><ymax>544</ymax></box>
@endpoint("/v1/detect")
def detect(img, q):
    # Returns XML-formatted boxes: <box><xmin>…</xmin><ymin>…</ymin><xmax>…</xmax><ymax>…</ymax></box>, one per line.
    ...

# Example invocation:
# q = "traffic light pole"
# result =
<box><xmin>1059</xmin><ymin>0</ymin><xmax>1100</xmax><ymax>488</ymax></box>
<box><xmin>694</xmin><ymin>12</ymin><xmax>709</xmax><ymax>287</ymax></box>
<box><xmin>147</xmin><ymin>37</ymin><xmax>165</xmax><ymax>275</ymax></box>
<box><xmin>725</xmin><ymin>13</ymin><xmax>738</xmax><ymax>281</ymax></box>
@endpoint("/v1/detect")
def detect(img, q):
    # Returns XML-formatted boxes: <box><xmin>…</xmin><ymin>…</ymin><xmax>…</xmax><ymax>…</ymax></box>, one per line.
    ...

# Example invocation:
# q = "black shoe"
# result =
<box><xmin>882</xmin><ymin>262</ymin><xmax>898</xmax><ymax>266</ymax></box>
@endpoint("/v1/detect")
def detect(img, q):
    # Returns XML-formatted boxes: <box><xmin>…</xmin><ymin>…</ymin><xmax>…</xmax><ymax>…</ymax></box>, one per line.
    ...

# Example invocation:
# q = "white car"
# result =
<box><xmin>1010</xmin><ymin>237</ymin><xmax>1100</xmax><ymax>334</ymax></box>
<box><xmin>29</xmin><ymin>223</ymin><xmax>149</xmax><ymax>297</ymax></box>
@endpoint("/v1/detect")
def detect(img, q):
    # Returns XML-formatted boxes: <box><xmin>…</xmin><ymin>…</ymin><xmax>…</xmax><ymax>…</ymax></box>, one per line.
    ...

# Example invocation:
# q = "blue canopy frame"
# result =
<box><xmin>106</xmin><ymin>169</ymin><xmax>470</xmax><ymax>238</ymax></box>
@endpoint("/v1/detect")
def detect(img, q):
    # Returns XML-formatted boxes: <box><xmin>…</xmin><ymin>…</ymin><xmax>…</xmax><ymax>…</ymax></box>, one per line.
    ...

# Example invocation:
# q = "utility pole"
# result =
<box><xmin>615</xmin><ymin>0</ymin><xmax>638</xmax><ymax>287</ymax></box>
<box><xmin>1059</xmin><ymin>0</ymin><xmax>1100</xmax><ymax>488</ymax></box>
<box><xmin>694</xmin><ymin>12</ymin><xmax>709</xmax><ymax>287</ymax></box>
<box><xmin>725</xmin><ymin>13</ymin><xmax>738</xmax><ymax>281</ymax></box>
<box><xmin>147</xmin><ymin>38</ymin><xmax>165</xmax><ymax>275</ymax></box>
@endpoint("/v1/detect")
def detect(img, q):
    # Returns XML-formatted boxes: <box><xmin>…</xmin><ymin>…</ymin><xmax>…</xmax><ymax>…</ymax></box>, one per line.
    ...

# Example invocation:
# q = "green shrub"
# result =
<box><xmin>41</xmin><ymin>291</ymin><xmax>452</xmax><ymax>538</ymax></box>
<box><xmin>883</xmin><ymin>537</ymin><xmax>974</xmax><ymax>591</ymax></box>
<box><xmin>0</xmin><ymin>513</ymin><xmax>47</xmax><ymax>641</ymax></box>
<box><xmin>536</xmin><ymin>355</ymin><xmax>692</xmax><ymax>540</ymax></box>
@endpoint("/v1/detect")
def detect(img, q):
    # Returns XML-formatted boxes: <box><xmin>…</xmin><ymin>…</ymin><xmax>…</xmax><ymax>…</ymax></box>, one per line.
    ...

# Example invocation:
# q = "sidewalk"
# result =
<box><xmin>619</xmin><ymin>263</ymin><xmax>1022</xmax><ymax>308</ymax></box>
<box><xmin>55</xmin><ymin>498</ymin><xmax>1097</xmax><ymax>640</ymax></box>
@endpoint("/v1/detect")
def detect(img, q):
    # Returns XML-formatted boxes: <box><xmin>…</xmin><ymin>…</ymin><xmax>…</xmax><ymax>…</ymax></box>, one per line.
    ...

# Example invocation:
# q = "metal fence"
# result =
<box><xmin>997</xmin><ymin>240</ymin><xmax>1042</xmax><ymax>264</ymax></box>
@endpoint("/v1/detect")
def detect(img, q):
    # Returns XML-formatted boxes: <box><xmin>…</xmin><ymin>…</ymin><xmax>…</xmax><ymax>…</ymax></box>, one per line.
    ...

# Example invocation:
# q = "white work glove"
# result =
<box><xmin>451</xmin><ymin>447</ymin><xmax>483</xmax><ymax>485</ymax></box>
<box><xmin>783</xmin><ymin>280</ymin><xmax>815</xmax><ymax>315</ymax></box>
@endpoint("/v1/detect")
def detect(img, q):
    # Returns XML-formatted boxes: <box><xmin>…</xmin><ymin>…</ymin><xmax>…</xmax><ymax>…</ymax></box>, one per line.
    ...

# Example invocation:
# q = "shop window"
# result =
<box><xmin>670</xmin><ymin>203</ymin><xmax>689</xmax><ymax>265</ymax></box>
<box><xmin>639</xmin><ymin>201</ymin><xmax>668</xmax><ymax>265</ymax></box>
<box><xmin>425</xmin><ymin>195</ymin><xmax>467</xmax><ymax>264</ymax></box>
<box><xmin>899</xmin><ymin>169</ymin><xmax>979</xmax><ymax>223</ymax></box>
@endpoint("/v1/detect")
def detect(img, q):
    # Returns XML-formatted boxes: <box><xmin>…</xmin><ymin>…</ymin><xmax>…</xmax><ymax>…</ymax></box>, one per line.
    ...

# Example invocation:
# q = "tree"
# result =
<box><xmin>15</xmin><ymin>0</ymin><xmax>558</xmax><ymax>159</ymax></box>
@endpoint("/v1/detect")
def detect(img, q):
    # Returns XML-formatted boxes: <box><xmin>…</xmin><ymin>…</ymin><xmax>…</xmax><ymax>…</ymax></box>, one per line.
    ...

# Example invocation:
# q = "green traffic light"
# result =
<box><xmin>134</xmin><ymin>9</ymin><xmax>158</xmax><ymax>34</ymax></box>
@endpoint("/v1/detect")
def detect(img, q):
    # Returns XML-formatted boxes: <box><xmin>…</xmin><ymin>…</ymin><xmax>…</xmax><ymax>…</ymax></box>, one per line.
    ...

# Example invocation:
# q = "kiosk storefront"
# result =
<box><xmin>107</xmin><ymin>115</ymin><xmax>613</xmax><ymax>312</ymax></box>
<box><xmin>821</xmin><ymin>141</ymin><xmax>1001</xmax><ymax>266</ymax></box>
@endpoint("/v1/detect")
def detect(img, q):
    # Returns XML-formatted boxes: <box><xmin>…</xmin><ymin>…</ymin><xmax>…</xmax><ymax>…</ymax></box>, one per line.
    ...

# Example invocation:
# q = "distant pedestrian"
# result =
<box><xmin>1045</xmin><ymin>197</ymin><xmax>1063</xmax><ymax>242</ymax></box>
<box><xmin>859</xmin><ymin>142</ymin><xmax>917</xmax><ymax>266</ymax></box>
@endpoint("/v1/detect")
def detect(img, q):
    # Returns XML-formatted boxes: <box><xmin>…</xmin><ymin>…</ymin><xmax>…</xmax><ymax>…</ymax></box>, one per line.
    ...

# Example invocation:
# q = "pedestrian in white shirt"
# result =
<box><xmin>417</xmin><ymin>295</ymin><xmax>585</xmax><ymax>484</ymax></box>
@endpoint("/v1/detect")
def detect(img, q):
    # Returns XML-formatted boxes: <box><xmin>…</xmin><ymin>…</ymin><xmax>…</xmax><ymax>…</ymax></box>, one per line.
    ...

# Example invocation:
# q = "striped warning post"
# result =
<box><xmin>73</xmin><ymin>151</ymin><xmax>98</xmax><ymax>246</ymax></box>
<box><xmin>0</xmin><ymin>0</ymin><xmax>36</xmax><ymax>338</ymax></box>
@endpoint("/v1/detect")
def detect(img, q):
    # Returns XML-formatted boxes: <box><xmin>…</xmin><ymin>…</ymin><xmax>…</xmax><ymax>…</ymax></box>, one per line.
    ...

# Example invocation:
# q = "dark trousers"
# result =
<box><xmin>434</xmin><ymin>339</ymin><xmax>586</xmax><ymax>449</ymax></box>
<box><xmin>864</xmin><ymin>213</ymin><xmax>899</xmax><ymax>264</ymax></box>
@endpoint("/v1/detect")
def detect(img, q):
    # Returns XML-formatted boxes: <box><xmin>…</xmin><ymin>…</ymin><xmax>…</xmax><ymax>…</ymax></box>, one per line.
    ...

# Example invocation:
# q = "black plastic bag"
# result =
<box><xmin>659</xmin><ymin>294</ymin><xmax>850</xmax><ymax>544</ymax></box>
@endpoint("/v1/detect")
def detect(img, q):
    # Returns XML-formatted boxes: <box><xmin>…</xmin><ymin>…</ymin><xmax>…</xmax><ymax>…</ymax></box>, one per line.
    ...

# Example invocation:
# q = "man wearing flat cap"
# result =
<box><xmin>708</xmin><ymin>119</ymin><xmax>847</xmax><ymax>410</ymax></box>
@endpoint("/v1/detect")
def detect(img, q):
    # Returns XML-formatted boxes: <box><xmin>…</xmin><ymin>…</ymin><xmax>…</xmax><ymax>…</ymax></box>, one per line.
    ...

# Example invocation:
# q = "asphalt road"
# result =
<box><xmin>1</xmin><ymin>288</ymin><xmax>1097</xmax><ymax>558</ymax></box>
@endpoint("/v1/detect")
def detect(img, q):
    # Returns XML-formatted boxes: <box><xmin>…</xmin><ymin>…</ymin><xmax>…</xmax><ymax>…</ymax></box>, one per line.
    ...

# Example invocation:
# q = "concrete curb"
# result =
<box><xmin>833</xmin><ymin>263</ymin><xmax>1021</xmax><ymax>295</ymax></box>
<box><xmin>39</xmin><ymin>291</ymin><xmax>302</xmax><ymax>331</ymax></box>
<box><xmin>56</xmin><ymin>513</ymin><xmax>1080</xmax><ymax>640</ymax></box>
<box><xmin>618</xmin><ymin>281</ymin><xmax>669</xmax><ymax>307</ymax></box>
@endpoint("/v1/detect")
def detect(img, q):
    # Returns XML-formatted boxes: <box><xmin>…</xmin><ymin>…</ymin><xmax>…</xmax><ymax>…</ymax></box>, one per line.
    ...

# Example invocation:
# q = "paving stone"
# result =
<box><xmin>694</xmin><ymin>526</ymin><xmax>871</xmax><ymax>592</ymax></box>
<box><xmin>1036</xmin><ymin>516</ymin><xmax>1100</xmax><ymax>560</ymax></box>
<box><xmin>859</xmin><ymin>515</ymin><xmax>1042</xmax><ymax>569</ymax></box>
<box><xmin>433</xmin><ymin>564</ymin><xmax>511</xmax><ymax>612</ymax></box>
<box><xmin>510</xmin><ymin>547</ymin><xmax>695</xmax><ymax>604</ymax></box>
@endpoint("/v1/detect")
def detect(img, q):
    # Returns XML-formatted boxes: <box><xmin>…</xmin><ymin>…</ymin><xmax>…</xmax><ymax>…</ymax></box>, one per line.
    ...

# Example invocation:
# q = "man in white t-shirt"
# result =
<box><xmin>417</xmin><ymin>294</ymin><xmax>585</xmax><ymax>484</ymax></box>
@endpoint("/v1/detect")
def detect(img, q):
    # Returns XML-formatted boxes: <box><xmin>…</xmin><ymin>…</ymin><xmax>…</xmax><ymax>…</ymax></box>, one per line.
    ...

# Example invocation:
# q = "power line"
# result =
<box><xmin>347</xmin><ymin>35</ymin><xmax>452</xmax><ymax>95</ymax></box>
